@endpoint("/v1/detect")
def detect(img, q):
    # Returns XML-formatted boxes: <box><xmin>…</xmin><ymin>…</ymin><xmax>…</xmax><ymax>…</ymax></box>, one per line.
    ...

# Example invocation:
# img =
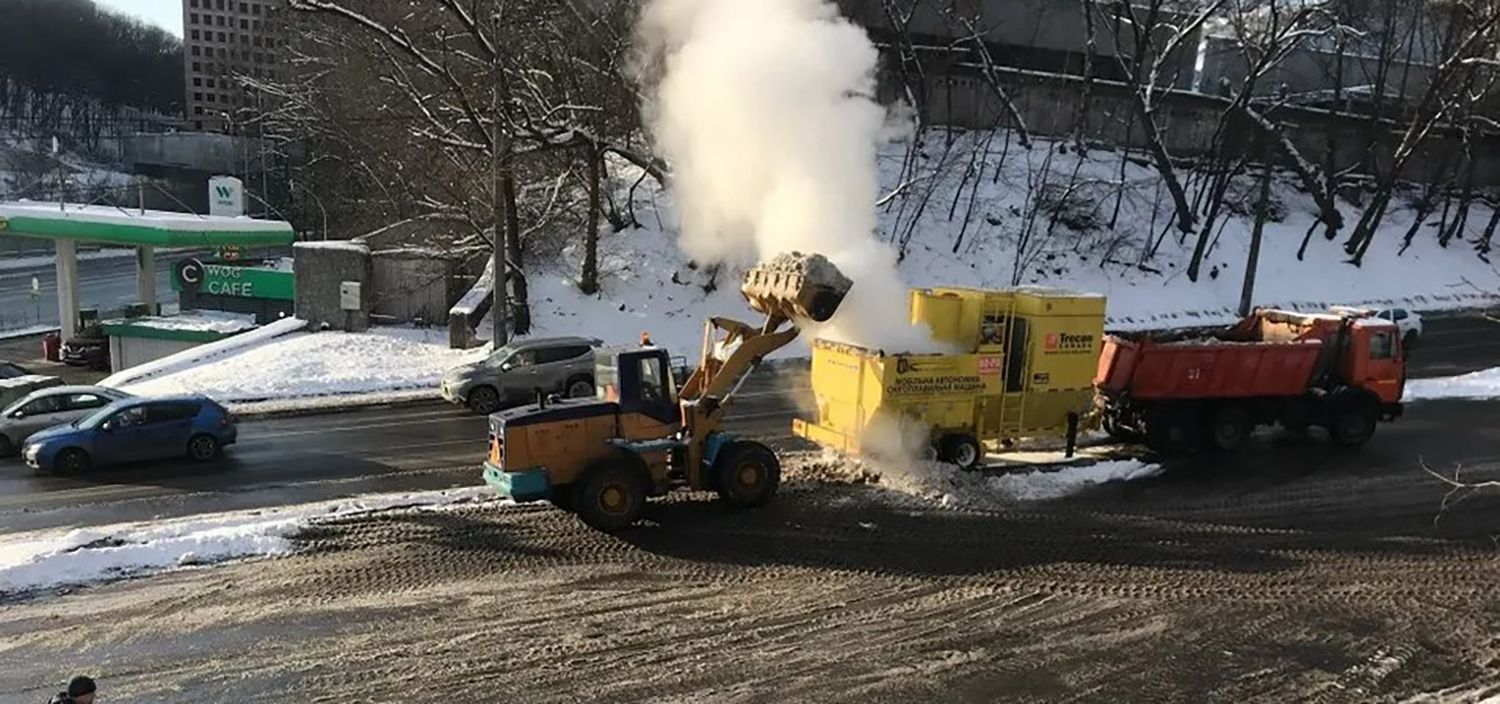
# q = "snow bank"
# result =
<box><xmin>1406</xmin><ymin>367</ymin><xmax>1500</xmax><ymax>401</ymax></box>
<box><xmin>873</xmin><ymin>458</ymin><xmax>1163</xmax><ymax>507</ymax></box>
<box><xmin>116</xmin><ymin>325</ymin><xmax>487</xmax><ymax>404</ymax></box>
<box><xmin>0</xmin><ymin>485</ymin><xmax>499</xmax><ymax>596</ymax></box>
<box><xmin>100</xmin><ymin>315</ymin><xmax>306</xmax><ymax>388</ymax></box>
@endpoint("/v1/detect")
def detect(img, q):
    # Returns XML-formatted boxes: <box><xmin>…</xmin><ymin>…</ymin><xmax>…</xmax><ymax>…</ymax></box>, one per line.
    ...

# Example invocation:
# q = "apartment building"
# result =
<box><xmin>181</xmin><ymin>0</ymin><xmax>283</xmax><ymax>132</ymax></box>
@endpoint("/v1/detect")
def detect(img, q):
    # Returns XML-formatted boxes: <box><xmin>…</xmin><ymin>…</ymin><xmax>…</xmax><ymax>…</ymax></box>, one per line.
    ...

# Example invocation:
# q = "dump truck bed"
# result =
<box><xmin>1095</xmin><ymin>336</ymin><xmax>1323</xmax><ymax>400</ymax></box>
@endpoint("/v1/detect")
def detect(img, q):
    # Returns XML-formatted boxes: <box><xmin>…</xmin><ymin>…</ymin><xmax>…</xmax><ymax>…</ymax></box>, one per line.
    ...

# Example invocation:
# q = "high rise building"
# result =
<box><xmin>181</xmin><ymin>0</ymin><xmax>284</xmax><ymax>132</ymax></box>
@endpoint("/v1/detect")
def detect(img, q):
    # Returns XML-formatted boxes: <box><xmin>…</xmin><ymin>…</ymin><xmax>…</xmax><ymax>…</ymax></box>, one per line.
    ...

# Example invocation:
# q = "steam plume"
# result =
<box><xmin>637</xmin><ymin>0</ymin><xmax>931</xmax><ymax>350</ymax></box>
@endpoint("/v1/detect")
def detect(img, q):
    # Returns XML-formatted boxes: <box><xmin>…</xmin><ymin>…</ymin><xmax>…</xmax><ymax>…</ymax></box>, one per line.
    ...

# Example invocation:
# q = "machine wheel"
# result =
<box><xmin>715</xmin><ymin>441</ymin><xmax>781</xmax><ymax>508</ymax></box>
<box><xmin>55</xmin><ymin>447</ymin><xmax>90</xmax><ymax>474</ymax></box>
<box><xmin>1329</xmin><ymin>400</ymin><xmax>1379</xmax><ymax>448</ymax></box>
<box><xmin>1144</xmin><ymin>406</ymin><xmax>1193</xmax><ymax>454</ymax></box>
<box><xmin>566</xmin><ymin>376</ymin><xmax>595</xmax><ymax>399</ymax></box>
<box><xmin>1205</xmin><ymin>405</ymin><xmax>1251</xmax><ymax>452</ymax></box>
<box><xmin>0</xmin><ymin>434</ymin><xmax>13</xmax><ymax>458</ymax></box>
<box><xmin>938</xmin><ymin>434</ymin><xmax>983</xmax><ymax>471</ymax></box>
<box><xmin>187</xmin><ymin>434</ymin><xmax>221</xmax><ymax>462</ymax></box>
<box><xmin>467</xmin><ymin>385</ymin><xmax>503</xmax><ymax>415</ymax></box>
<box><xmin>549</xmin><ymin>484</ymin><xmax>576</xmax><ymax>512</ymax></box>
<box><xmin>575</xmin><ymin>460</ymin><xmax>647</xmax><ymax>531</ymax></box>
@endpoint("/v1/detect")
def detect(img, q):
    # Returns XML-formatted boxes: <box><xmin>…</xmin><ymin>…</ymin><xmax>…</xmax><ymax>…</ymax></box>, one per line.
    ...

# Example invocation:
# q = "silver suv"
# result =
<box><xmin>441</xmin><ymin>336</ymin><xmax>601</xmax><ymax>414</ymax></box>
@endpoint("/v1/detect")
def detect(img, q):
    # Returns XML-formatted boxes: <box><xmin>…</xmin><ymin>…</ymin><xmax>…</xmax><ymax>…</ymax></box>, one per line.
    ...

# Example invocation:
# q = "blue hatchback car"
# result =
<box><xmin>23</xmin><ymin>395</ymin><xmax>238</xmax><ymax>473</ymax></box>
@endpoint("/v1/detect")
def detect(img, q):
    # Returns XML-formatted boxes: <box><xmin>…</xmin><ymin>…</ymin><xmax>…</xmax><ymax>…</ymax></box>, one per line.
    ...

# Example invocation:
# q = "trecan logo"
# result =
<box><xmin>1044</xmin><ymin>332</ymin><xmax>1094</xmax><ymax>353</ymax></box>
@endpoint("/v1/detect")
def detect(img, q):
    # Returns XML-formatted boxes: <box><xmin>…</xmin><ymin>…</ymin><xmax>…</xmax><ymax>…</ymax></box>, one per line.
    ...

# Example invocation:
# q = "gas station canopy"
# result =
<box><xmin>0</xmin><ymin>201</ymin><xmax>294</xmax><ymax>247</ymax></box>
<box><xmin>0</xmin><ymin>200</ymin><xmax>295</xmax><ymax>342</ymax></box>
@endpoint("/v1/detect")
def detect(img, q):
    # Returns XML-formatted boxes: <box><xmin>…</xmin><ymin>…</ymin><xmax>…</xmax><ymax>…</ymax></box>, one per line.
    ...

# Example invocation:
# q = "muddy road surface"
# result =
<box><xmin>4</xmin><ymin>414</ymin><xmax>1500</xmax><ymax>703</ymax></box>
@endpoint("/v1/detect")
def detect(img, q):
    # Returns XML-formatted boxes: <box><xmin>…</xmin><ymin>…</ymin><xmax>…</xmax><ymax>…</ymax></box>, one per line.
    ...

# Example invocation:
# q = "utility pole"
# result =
<box><xmin>1239</xmin><ymin>137</ymin><xmax>1273</xmax><ymax>318</ymax></box>
<box><xmin>490</xmin><ymin>11</ymin><xmax>509</xmax><ymax>348</ymax></box>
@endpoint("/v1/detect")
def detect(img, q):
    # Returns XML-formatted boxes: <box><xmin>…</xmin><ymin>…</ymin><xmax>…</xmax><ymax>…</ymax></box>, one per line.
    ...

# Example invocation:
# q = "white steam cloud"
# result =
<box><xmin>637</xmin><ymin>0</ymin><xmax>931</xmax><ymax>350</ymax></box>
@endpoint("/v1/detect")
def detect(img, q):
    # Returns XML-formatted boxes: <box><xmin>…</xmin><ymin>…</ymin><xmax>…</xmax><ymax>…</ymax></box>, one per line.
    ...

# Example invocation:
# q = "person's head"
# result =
<box><xmin>67</xmin><ymin>676</ymin><xmax>96</xmax><ymax>704</ymax></box>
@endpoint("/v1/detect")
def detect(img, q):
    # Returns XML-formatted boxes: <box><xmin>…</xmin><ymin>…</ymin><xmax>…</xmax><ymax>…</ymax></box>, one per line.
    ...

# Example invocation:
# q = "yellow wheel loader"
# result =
<box><xmin>481</xmin><ymin>252</ymin><xmax>851</xmax><ymax>531</ymax></box>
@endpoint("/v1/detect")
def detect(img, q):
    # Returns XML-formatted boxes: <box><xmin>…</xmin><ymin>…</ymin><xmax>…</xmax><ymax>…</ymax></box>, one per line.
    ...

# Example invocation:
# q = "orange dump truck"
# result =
<box><xmin>1094</xmin><ymin>308</ymin><xmax>1405</xmax><ymax>452</ymax></box>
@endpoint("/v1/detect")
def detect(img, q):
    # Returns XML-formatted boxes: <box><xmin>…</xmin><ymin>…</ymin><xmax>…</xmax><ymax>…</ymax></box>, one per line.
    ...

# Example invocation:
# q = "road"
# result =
<box><xmin>0</xmin><ymin>313</ymin><xmax>1496</xmax><ymax>536</ymax></box>
<box><xmin>0</xmin><ymin>249</ymin><xmax>181</xmax><ymax>331</ymax></box>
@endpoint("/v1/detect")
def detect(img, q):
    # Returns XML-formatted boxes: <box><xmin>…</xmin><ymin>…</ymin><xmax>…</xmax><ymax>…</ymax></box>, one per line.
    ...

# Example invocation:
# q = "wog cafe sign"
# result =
<box><xmin>172</xmin><ymin>258</ymin><xmax>294</xmax><ymax>300</ymax></box>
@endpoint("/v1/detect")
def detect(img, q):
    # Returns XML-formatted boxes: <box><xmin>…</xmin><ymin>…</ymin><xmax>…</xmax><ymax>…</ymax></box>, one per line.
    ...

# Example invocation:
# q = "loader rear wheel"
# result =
<box><xmin>715</xmin><ymin>441</ymin><xmax>781</xmax><ymax>508</ymax></box>
<box><xmin>938</xmin><ymin>434</ymin><xmax>983</xmax><ymax>471</ymax></box>
<box><xmin>575</xmin><ymin>461</ymin><xmax>646</xmax><ymax>531</ymax></box>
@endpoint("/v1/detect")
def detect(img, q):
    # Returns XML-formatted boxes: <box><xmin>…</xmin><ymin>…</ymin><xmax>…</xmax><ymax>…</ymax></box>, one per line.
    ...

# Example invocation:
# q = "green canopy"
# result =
<box><xmin>0</xmin><ymin>202</ymin><xmax>294</xmax><ymax>248</ymax></box>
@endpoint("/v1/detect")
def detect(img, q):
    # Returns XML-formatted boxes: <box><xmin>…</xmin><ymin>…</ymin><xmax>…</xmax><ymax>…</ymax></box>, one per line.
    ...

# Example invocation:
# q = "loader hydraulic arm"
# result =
<box><xmin>678</xmin><ymin>251</ymin><xmax>851</xmax><ymax>435</ymax></box>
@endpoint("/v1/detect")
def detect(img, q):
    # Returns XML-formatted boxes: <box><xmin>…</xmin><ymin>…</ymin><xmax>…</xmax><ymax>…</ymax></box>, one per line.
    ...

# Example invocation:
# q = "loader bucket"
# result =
<box><xmin>742</xmin><ymin>252</ymin><xmax>853</xmax><ymax>323</ymax></box>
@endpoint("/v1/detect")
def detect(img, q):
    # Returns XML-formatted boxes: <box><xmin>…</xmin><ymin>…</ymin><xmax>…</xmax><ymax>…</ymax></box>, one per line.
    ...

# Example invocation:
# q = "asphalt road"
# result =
<box><xmin>0</xmin><ymin>313</ymin><xmax>1496</xmax><ymax>536</ymax></box>
<box><xmin>0</xmin><ymin>250</ymin><xmax>179</xmax><ymax>331</ymax></box>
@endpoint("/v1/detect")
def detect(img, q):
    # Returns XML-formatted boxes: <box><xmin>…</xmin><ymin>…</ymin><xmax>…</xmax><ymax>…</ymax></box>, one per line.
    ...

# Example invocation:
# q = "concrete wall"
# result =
<box><xmin>121</xmin><ymin>132</ymin><xmax>269</xmax><ymax>174</ymax></box>
<box><xmin>292</xmin><ymin>241</ymin><xmax>372</xmax><ymax>332</ymax></box>
<box><xmin>370</xmin><ymin>249</ymin><xmax>461</xmax><ymax>325</ymax></box>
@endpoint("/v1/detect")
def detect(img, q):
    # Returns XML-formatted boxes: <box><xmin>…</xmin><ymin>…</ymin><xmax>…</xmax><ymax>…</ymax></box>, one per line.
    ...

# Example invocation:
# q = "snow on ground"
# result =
<box><xmin>101</xmin><ymin>315</ymin><xmax>307</xmax><ymax>388</ymax></box>
<box><xmin>0</xmin><ymin>486</ymin><xmax>500</xmax><ymax>596</ymax></box>
<box><xmin>788</xmin><ymin>450</ymin><xmax>1163</xmax><ymax>508</ymax></box>
<box><xmin>115</xmin><ymin>325</ymin><xmax>486</xmax><ymax>405</ymax></box>
<box><xmin>875</xmin><ymin>458</ymin><xmax>1163</xmax><ymax>507</ymax></box>
<box><xmin>1406</xmin><ymin>366</ymin><xmax>1500</xmax><ymax>401</ymax></box>
<box><xmin>524</xmin><ymin>131</ymin><xmax>1500</xmax><ymax>356</ymax></box>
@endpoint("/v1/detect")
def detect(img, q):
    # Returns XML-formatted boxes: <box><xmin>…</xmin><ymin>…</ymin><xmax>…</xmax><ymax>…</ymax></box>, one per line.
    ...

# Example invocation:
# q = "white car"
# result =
<box><xmin>1372</xmin><ymin>308</ymin><xmax>1423</xmax><ymax>348</ymax></box>
<box><xmin>0</xmin><ymin>385</ymin><xmax>132</xmax><ymax>457</ymax></box>
<box><xmin>1330</xmin><ymin>306</ymin><xmax>1423</xmax><ymax>349</ymax></box>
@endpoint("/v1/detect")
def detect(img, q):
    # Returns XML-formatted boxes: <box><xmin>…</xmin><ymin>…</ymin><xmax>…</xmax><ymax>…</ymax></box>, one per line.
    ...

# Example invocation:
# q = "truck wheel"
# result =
<box><xmin>467</xmin><ymin>385</ymin><xmax>502</xmax><ymax>415</ymax></box>
<box><xmin>1144</xmin><ymin>407</ymin><xmax>1192</xmax><ymax>454</ymax></box>
<box><xmin>715</xmin><ymin>441</ymin><xmax>781</xmax><ymax>508</ymax></box>
<box><xmin>1330</xmin><ymin>402</ymin><xmax>1378</xmax><ymax>447</ymax></box>
<box><xmin>575</xmin><ymin>460</ymin><xmax>647</xmax><ymax>531</ymax></box>
<box><xmin>938</xmin><ymin>434</ymin><xmax>983</xmax><ymax>470</ymax></box>
<box><xmin>566</xmin><ymin>376</ymin><xmax>595</xmax><ymax>399</ymax></box>
<box><xmin>1205</xmin><ymin>405</ymin><xmax>1251</xmax><ymax>452</ymax></box>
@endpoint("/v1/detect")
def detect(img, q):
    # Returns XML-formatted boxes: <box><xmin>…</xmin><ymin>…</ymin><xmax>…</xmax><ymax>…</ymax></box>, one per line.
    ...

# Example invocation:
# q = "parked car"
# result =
<box><xmin>0</xmin><ymin>374</ymin><xmax>63</xmax><ymax>412</ymax></box>
<box><xmin>23</xmin><ymin>395</ymin><xmax>238</xmax><ymax>473</ymax></box>
<box><xmin>441</xmin><ymin>336</ymin><xmax>601</xmax><ymax>415</ymax></box>
<box><xmin>0</xmin><ymin>385</ymin><xmax>132</xmax><ymax>456</ymax></box>
<box><xmin>1373</xmin><ymin>308</ymin><xmax>1423</xmax><ymax>349</ymax></box>
<box><xmin>61</xmin><ymin>333</ymin><xmax>110</xmax><ymax>370</ymax></box>
<box><xmin>0</xmin><ymin>361</ymin><xmax>32</xmax><ymax>379</ymax></box>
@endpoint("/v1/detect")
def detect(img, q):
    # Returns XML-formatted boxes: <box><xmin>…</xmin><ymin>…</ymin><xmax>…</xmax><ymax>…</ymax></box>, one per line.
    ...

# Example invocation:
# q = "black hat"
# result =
<box><xmin>67</xmin><ymin>676</ymin><xmax>96</xmax><ymax>697</ymax></box>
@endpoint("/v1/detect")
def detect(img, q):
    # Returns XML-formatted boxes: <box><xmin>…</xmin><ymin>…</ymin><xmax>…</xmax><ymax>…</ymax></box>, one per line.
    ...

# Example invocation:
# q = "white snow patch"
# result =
<box><xmin>116</xmin><ymin>325</ymin><xmax>486</xmax><ymax>404</ymax></box>
<box><xmin>0</xmin><ymin>485</ymin><xmax>500</xmax><ymax>595</ymax></box>
<box><xmin>1405</xmin><ymin>366</ymin><xmax>1500</xmax><ymax>401</ymax></box>
<box><xmin>100</xmin><ymin>315</ymin><xmax>306</xmax><ymax>388</ymax></box>
<box><xmin>827</xmin><ymin>451</ymin><xmax>1164</xmax><ymax>508</ymax></box>
<box><xmin>524</xmin><ymin>129</ymin><xmax>1500</xmax><ymax>357</ymax></box>
<box><xmin>102</xmin><ymin>310</ymin><xmax>258</xmax><ymax>335</ymax></box>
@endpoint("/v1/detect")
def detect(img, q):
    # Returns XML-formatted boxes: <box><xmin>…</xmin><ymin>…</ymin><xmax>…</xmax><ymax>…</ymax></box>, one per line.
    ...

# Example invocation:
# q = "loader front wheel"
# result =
<box><xmin>575</xmin><ymin>461</ymin><xmax>646</xmax><ymax>531</ymax></box>
<box><xmin>715</xmin><ymin>441</ymin><xmax>781</xmax><ymax>508</ymax></box>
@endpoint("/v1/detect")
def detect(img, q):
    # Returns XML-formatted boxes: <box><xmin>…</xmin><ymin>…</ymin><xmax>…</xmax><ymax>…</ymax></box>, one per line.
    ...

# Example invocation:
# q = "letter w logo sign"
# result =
<box><xmin>214</xmin><ymin>185</ymin><xmax>233</xmax><ymax>199</ymax></box>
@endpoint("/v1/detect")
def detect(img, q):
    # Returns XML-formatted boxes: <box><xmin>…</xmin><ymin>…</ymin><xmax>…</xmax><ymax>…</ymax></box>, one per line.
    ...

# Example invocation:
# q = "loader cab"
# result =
<box><xmin>596</xmin><ymin>347</ymin><xmax>680</xmax><ymax>425</ymax></box>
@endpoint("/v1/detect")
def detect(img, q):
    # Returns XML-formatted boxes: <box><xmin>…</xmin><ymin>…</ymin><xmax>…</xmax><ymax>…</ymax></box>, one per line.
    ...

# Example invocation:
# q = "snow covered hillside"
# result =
<box><xmin>526</xmin><ymin>129</ymin><xmax>1500</xmax><ymax>356</ymax></box>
